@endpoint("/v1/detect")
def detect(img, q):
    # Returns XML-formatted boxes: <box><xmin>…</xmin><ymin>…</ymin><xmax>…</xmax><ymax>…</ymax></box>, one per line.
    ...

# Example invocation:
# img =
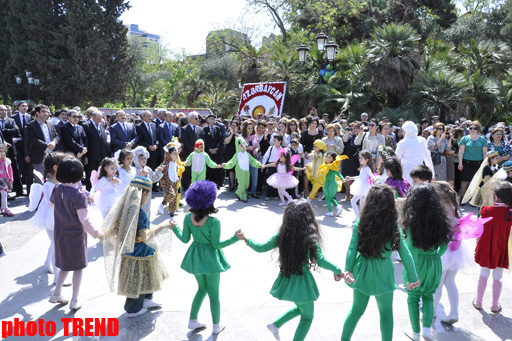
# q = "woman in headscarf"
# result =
<box><xmin>395</xmin><ymin>121</ymin><xmax>436</xmax><ymax>184</ymax></box>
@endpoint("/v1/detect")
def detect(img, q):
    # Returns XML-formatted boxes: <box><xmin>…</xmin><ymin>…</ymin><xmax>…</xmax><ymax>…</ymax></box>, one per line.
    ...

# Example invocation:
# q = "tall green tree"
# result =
<box><xmin>365</xmin><ymin>23</ymin><xmax>421</xmax><ymax>108</ymax></box>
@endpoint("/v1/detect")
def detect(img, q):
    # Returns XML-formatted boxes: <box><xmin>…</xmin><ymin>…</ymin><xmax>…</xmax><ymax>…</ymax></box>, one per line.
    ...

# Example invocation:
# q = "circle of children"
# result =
<box><xmin>1</xmin><ymin>104</ymin><xmax>511</xmax><ymax>340</ymax></box>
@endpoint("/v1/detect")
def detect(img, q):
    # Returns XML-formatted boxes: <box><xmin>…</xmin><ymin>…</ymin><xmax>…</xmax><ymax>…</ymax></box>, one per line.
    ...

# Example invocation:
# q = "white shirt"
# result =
<box><xmin>262</xmin><ymin>145</ymin><xmax>280</xmax><ymax>165</ymax></box>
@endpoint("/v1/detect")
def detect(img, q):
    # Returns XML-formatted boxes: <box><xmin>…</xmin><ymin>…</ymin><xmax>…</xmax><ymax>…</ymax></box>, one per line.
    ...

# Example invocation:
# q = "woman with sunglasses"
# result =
<box><xmin>286</xmin><ymin>118</ymin><xmax>300</xmax><ymax>137</ymax></box>
<box><xmin>427</xmin><ymin>122</ymin><xmax>451</xmax><ymax>181</ymax></box>
<box><xmin>354</xmin><ymin>118</ymin><xmax>385</xmax><ymax>164</ymax></box>
<box><xmin>458</xmin><ymin>121</ymin><xmax>488</xmax><ymax>203</ymax></box>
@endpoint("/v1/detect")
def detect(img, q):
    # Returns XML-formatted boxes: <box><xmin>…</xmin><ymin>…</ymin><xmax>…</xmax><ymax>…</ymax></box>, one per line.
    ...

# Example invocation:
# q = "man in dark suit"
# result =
<box><xmin>153</xmin><ymin>109</ymin><xmax>165</xmax><ymax>127</ymax></box>
<box><xmin>60</xmin><ymin>110</ymin><xmax>88</xmax><ymax>161</ymax></box>
<box><xmin>0</xmin><ymin>105</ymin><xmax>22</xmax><ymax>196</ymax></box>
<box><xmin>82</xmin><ymin>110</ymin><xmax>109</xmax><ymax>190</ymax></box>
<box><xmin>204</xmin><ymin>114</ymin><xmax>224</xmax><ymax>188</ymax></box>
<box><xmin>157</xmin><ymin>111</ymin><xmax>180</xmax><ymax>158</ymax></box>
<box><xmin>137</xmin><ymin>111</ymin><xmax>159</xmax><ymax>190</ymax></box>
<box><xmin>110</xmin><ymin>110</ymin><xmax>138</xmax><ymax>154</ymax></box>
<box><xmin>180</xmin><ymin>111</ymin><xmax>205</xmax><ymax>189</ymax></box>
<box><xmin>11</xmin><ymin>102</ymin><xmax>32</xmax><ymax>196</ymax></box>
<box><xmin>24</xmin><ymin>105</ymin><xmax>59</xmax><ymax>181</ymax></box>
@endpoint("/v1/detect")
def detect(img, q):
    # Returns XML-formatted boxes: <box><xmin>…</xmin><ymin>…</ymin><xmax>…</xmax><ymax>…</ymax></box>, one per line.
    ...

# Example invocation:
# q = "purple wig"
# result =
<box><xmin>186</xmin><ymin>180</ymin><xmax>217</xmax><ymax>210</ymax></box>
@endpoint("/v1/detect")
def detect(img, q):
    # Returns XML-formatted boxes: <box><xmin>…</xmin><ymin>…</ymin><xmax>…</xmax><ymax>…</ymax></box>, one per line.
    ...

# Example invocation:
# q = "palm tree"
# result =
<box><xmin>457</xmin><ymin>39</ymin><xmax>511</xmax><ymax>81</ymax></box>
<box><xmin>365</xmin><ymin>23</ymin><xmax>421</xmax><ymax>108</ymax></box>
<box><xmin>237</xmin><ymin>45</ymin><xmax>268</xmax><ymax>85</ymax></box>
<box><xmin>407</xmin><ymin>70</ymin><xmax>468</xmax><ymax>123</ymax></box>
<box><xmin>196</xmin><ymin>80</ymin><xmax>239</xmax><ymax>118</ymax></box>
<box><xmin>463</xmin><ymin>70</ymin><xmax>501</xmax><ymax>123</ymax></box>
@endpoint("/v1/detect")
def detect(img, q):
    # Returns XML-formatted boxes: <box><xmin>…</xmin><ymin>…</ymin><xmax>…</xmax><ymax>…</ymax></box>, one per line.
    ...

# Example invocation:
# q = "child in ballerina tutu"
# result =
<box><xmin>264</xmin><ymin>148</ymin><xmax>306</xmax><ymax>206</ymax></box>
<box><xmin>383</xmin><ymin>158</ymin><xmax>410</xmax><ymax>198</ymax></box>
<box><xmin>235</xmin><ymin>199</ymin><xmax>346</xmax><ymax>341</ymax></box>
<box><xmin>116</xmin><ymin>149</ymin><xmax>137</xmax><ymax>192</ymax></box>
<box><xmin>346</xmin><ymin>151</ymin><xmax>374</xmax><ymax>219</ymax></box>
<box><xmin>160</xmin><ymin>143</ymin><xmax>185</xmax><ymax>220</ymax></box>
<box><xmin>49</xmin><ymin>157</ymin><xmax>102</xmax><ymax>310</ymax></box>
<box><xmin>102</xmin><ymin>177</ymin><xmax>172</xmax><ymax>317</ymax></box>
<box><xmin>342</xmin><ymin>184</ymin><xmax>419</xmax><ymax>341</ymax></box>
<box><xmin>432</xmin><ymin>181</ymin><xmax>490</xmax><ymax>324</ymax></box>
<box><xmin>133</xmin><ymin>146</ymin><xmax>164</xmax><ymax>217</ymax></box>
<box><xmin>29</xmin><ymin>152</ymin><xmax>67</xmax><ymax>284</ymax></box>
<box><xmin>170</xmin><ymin>180</ymin><xmax>240</xmax><ymax>334</ymax></box>
<box><xmin>319</xmin><ymin>152</ymin><xmax>347</xmax><ymax>216</ymax></box>
<box><xmin>473</xmin><ymin>181</ymin><xmax>512</xmax><ymax>313</ymax></box>
<box><xmin>402</xmin><ymin>184</ymin><xmax>452</xmax><ymax>341</ymax></box>
<box><xmin>0</xmin><ymin>143</ymin><xmax>14</xmax><ymax>217</ymax></box>
<box><xmin>90</xmin><ymin>158</ymin><xmax>122</xmax><ymax>218</ymax></box>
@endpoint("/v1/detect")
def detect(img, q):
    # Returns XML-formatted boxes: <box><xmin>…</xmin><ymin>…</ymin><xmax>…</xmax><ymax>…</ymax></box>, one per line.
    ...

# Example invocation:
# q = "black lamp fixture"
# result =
<box><xmin>296</xmin><ymin>32</ymin><xmax>339</xmax><ymax>83</ymax></box>
<box><xmin>14</xmin><ymin>69</ymin><xmax>40</xmax><ymax>101</ymax></box>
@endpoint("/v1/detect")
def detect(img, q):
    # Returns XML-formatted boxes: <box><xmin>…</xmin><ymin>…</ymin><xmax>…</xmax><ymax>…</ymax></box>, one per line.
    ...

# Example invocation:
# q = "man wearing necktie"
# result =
<box><xmin>157</xmin><ymin>110</ymin><xmax>180</xmax><ymax>161</ymax></box>
<box><xmin>136</xmin><ymin>111</ymin><xmax>160</xmax><ymax>190</ymax></box>
<box><xmin>60</xmin><ymin>110</ymin><xmax>88</xmax><ymax>161</ymax></box>
<box><xmin>82</xmin><ymin>110</ymin><xmax>109</xmax><ymax>189</ymax></box>
<box><xmin>110</xmin><ymin>110</ymin><xmax>138</xmax><ymax>154</ymax></box>
<box><xmin>0</xmin><ymin>105</ymin><xmax>21</xmax><ymax>197</ymax></box>
<box><xmin>180</xmin><ymin>111</ymin><xmax>205</xmax><ymax>189</ymax></box>
<box><xmin>25</xmin><ymin>105</ymin><xmax>59</xmax><ymax>185</ymax></box>
<box><xmin>11</xmin><ymin>102</ymin><xmax>32</xmax><ymax>196</ymax></box>
<box><xmin>204</xmin><ymin>114</ymin><xmax>224</xmax><ymax>188</ymax></box>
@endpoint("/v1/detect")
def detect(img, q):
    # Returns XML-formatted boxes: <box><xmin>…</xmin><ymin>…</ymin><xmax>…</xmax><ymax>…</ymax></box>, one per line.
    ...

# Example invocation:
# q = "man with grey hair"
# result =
<box><xmin>110</xmin><ymin>110</ymin><xmax>138</xmax><ymax>153</ymax></box>
<box><xmin>180</xmin><ymin>111</ymin><xmax>205</xmax><ymax>189</ymax></box>
<box><xmin>82</xmin><ymin>110</ymin><xmax>109</xmax><ymax>189</ymax></box>
<box><xmin>154</xmin><ymin>109</ymin><xmax>166</xmax><ymax>126</ymax></box>
<box><xmin>136</xmin><ymin>111</ymin><xmax>159</xmax><ymax>186</ymax></box>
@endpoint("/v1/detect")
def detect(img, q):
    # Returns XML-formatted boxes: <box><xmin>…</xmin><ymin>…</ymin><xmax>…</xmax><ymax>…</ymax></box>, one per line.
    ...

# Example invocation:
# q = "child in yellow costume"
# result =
<box><xmin>160</xmin><ymin>138</ymin><xmax>185</xmax><ymax>219</ymax></box>
<box><xmin>318</xmin><ymin>152</ymin><xmax>348</xmax><ymax>217</ymax></box>
<box><xmin>306</xmin><ymin>140</ymin><xmax>327</xmax><ymax>201</ymax></box>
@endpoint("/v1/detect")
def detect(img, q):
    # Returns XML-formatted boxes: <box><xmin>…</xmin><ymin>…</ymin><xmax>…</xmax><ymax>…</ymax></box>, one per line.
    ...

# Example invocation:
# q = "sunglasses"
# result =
<box><xmin>437</xmin><ymin>127</ymin><xmax>444</xmax><ymax>130</ymax></box>
<box><xmin>71</xmin><ymin>115</ymin><xmax>80</xmax><ymax>119</ymax></box>
<box><xmin>290</xmin><ymin>123</ymin><xmax>297</xmax><ymax>126</ymax></box>
<box><xmin>469</xmin><ymin>127</ymin><xmax>478</xmax><ymax>130</ymax></box>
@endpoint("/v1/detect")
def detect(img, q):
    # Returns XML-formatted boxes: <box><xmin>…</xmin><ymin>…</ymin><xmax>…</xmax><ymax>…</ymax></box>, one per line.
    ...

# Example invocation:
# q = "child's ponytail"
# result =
<box><xmin>494</xmin><ymin>182</ymin><xmax>512</xmax><ymax>221</ymax></box>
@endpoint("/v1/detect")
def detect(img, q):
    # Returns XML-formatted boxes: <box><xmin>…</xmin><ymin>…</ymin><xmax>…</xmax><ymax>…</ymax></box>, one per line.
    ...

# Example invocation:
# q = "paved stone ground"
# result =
<box><xmin>1</xmin><ymin>187</ymin><xmax>511</xmax><ymax>340</ymax></box>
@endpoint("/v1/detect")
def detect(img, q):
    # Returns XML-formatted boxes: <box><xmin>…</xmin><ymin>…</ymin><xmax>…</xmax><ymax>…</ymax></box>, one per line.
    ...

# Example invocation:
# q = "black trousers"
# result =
<box><xmin>206</xmin><ymin>152</ymin><xmax>223</xmax><ymax>187</ymax></box>
<box><xmin>84</xmin><ymin>159</ymin><xmax>101</xmax><ymax>191</ymax></box>
<box><xmin>265</xmin><ymin>167</ymin><xmax>277</xmax><ymax>198</ymax></box>
<box><xmin>124</xmin><ymin>293</ymin><xmax>153</xmax><ymax>313</ymax></box>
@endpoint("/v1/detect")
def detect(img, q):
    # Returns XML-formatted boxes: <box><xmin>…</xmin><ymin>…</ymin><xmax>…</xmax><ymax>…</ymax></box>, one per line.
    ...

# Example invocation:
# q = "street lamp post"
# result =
<box><xmin>15</xmin><ymin>69</ymin><xmax>40</xmax><ymax>101</ymax></box>
<box><xmin>296</xmin><ymin>32</ymin><xmax>339</xmax><ymax>84</ymax></box>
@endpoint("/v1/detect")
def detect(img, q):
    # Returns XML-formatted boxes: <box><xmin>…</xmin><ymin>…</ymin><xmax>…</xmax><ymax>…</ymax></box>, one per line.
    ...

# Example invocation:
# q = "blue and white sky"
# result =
<box><xmin>120</xmin><ymin>0</ymin><xmax>280</xmax><ymax>55</ymax></box>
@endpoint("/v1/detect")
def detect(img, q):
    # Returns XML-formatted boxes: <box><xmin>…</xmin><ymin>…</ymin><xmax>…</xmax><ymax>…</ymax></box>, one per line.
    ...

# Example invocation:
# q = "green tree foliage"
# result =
<box><xmin>2</xmin><ymin>0</ymin><xmax>132</xmax><ymax>107</ymax></box>
<box><xmin>200</xmin><ymin>55</ymin><xmax>239</xmax><ymax>88</ymax></box>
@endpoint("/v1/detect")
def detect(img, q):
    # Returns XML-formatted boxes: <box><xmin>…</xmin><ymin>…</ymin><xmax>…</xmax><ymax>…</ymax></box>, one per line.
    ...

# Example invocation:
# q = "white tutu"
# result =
<box><xmin>267</xmin><ymin>173</ymin><xmax>299</xmax><ymax>190</ymax></box>
<box><xmin>29</xmin><ymin>182</ymin><xmax>55</xmax><ymax>231</ymax></box>
<box><xmin>442</xmin><ymin>239</ymin><xmax>477</xmax><ymax>271</ymax></box>
<box><xmin>350</xmin><ymin>166</ymin><xmax>373</xmax><ymax>197</ymax></box>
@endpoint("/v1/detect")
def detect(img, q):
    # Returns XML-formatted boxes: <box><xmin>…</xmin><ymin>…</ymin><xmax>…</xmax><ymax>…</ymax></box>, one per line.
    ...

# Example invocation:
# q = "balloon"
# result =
<box><xmin>319</xmin><ymin>69</ymin><xmax>326</xmax><ymax>76</ymax></box>
<box><xmin>323</xmin><ymin>73</ymin><xmax>331</xmax><ymax>81</ymax></box>
<box><xmin>326</xmin><ymin>64</ymin><xmax>332</xmax><ymax>71</ymax></box>
<box><xmin>330</xmin><ymin>70</ymin><xmax>334</xmax><ymax>75</ymax></box>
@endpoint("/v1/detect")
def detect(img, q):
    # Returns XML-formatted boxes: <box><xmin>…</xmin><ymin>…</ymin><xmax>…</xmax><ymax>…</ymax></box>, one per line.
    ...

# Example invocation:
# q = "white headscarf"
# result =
<box><xmin>402</xmin><ymin>121</ymin><xmax>418</xmax><ymax>139</ymax></box>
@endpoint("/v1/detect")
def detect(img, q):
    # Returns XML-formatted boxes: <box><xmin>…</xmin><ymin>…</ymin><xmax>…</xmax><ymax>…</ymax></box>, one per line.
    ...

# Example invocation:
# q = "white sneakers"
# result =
<box><xmin>326</xmin><ymin>212</ymin><xmax>334</xmax><ymax>216</ymax></box>
<box><xmin>336</xmin><ymin>205</ymin><xmax>342</xmax><ymax>216</ymax></box>
<box><xmin>441</xmin><ymin>314</ymin><xmax>458</xmax><ymax>325</ymax></box>
<box><xmin>212</xmin><ymin>324</ymin><xmax>225</xmax><ymax>334</ymax></box>
<box><xmin>127</xmin><ymin>308</ymin><xmax>148</xmax><ymax>318</ymax></box>
<box><xmin>158</xmin><ymin>203</ymin><xmax>165</xmax><ymax>215</ymax></box>
<box><xmin>188</xmin><ymin>320</ymin><xmax>206</xmax><ymax>330</ymax></box>
<box><xmin>143</xmin><ymin>299</ymin><xmax>161</xmax><ymax>309</ymax></box>
<box><xmin>267</xmin><ymin>323</ymin><xmax>280</xmax><ymax>340</ymax></box>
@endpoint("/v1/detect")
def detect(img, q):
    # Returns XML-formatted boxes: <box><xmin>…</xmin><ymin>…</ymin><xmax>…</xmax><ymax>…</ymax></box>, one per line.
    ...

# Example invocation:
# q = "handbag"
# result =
<box><xmin>431</xmin><ymin>144</ymin><xmax>442</xmax><ymax>165</ymax></box>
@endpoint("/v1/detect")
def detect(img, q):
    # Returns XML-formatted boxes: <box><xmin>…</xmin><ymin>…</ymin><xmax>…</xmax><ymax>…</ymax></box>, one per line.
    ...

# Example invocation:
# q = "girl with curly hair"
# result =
<box><xmin>401</xmin><ymin>184</ymin><xmax>452</xmax><ymax>341</ymax></box>
<box><xmin>342</xmin><ymin>184</ymin><xmax>419</xmax><ymax>341</ymax></box>
<box><xmin>235</xmin><ymin>199</ymin><xmax>345</xmax><ymax>341</ymax></box>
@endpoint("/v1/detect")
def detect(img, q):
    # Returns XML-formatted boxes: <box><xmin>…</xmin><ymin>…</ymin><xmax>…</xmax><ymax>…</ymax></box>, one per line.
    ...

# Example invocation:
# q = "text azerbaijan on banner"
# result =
<box><xmin>237</xmin><ymin>82</ymin><xmax>287</xmax><ymax>118</ymax></box>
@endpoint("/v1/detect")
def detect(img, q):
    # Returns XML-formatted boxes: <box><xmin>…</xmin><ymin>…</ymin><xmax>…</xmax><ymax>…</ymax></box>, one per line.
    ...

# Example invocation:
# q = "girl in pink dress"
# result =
<box><xmin>264</xmin><ymin>148</ymin><xmax>305</xmax><ymax>206</ymax></box>
<box><xmin>0</xmin><ymin>143</ymin><xmax>14</xmax><ymax>217</ymax></box>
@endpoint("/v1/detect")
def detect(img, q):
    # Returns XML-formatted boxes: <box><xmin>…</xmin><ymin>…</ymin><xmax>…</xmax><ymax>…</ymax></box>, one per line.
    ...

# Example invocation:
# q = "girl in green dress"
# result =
<box><xmin>170</xmin><ymin>180</ymin><xmax>240</xmax><ymax>334</ymax></box>
<box><xmin>342</xmin><ymin>184</ymin><xmax>419</xmax><ymax>341</ymax></box>
<box><xmin>401</xmin><ymin>184</ymin><xmax>452</xmax><ymax>341</ymax></box>
<box><xmin>235</xmin><ymin>199</ymin><xmax>346</xmax><ymax>341</ymax></box>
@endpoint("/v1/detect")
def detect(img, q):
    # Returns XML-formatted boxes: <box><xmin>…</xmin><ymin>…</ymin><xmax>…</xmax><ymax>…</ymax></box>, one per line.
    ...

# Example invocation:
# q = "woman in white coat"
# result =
<box><xmin>395</xmin><ymin>121</ymin><xmax>436</xmax><ymax>184</ymax></box>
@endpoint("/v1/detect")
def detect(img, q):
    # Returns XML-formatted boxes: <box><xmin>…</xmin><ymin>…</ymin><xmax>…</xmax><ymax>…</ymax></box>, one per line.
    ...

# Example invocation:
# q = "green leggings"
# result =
<box><xmin>407</xmin><ymin>291</ymin><xmax>434</xmax><ymax>332</ymax></box>
<box><xmin>325</xmin><ymin>196</ymin><xmax>338</xmax><ymax>212</ymax></box>
<box><xmin>274</xmin><ymin>302</ymin><xmax>314</xmax><ymax>341</ymax></box>
<box><xmin>190</xmin><ymin>273</ymin><xmax>221</xmax><ymax>324</ymax></box>
<box><xmin>341</xmin><ymin>289</ymin><xmax>394</xmax><ymax>341</ymax></box>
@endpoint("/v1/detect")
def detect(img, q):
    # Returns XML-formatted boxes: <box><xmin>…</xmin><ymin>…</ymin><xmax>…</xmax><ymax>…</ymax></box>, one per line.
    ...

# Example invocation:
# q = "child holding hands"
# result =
<box><xmin>236</xmin><ymin>199</ymin><xmax>345</xmax><ymax>341</ymax></box>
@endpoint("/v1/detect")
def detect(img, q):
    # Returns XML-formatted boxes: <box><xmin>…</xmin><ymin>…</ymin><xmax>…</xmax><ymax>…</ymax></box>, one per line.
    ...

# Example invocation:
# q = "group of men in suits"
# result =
<box><xmin>0</xmin><ymin>102</ymin><xmax>227</xmax><ymax>196</ymax></box>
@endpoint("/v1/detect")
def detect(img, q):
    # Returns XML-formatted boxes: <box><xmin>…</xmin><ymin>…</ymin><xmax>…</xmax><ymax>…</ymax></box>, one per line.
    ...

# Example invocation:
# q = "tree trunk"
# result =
<box><xmin>387</xmin><ymin>91</ymin><xmax>399</xmax><ymax>109</ymax></box>
<box><xmin>167</xmin><ymin>91</ymin><xmax>181</xmax><ymax>108</ymax></box>
<box><xmin>149</xmin><ymin>95</ymin><xmax>157</xmax><ymax>108</ymax></box>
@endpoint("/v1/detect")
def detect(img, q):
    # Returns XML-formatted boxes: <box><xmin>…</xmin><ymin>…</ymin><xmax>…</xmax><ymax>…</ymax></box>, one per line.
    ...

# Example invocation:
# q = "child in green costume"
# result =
<box><xmin>221</xmin><ymin>137</ymin><xmax>263</xmax><ymax>202</ymax></box>
<box><xmin>401</xmin><ymin>184</ymin><xmax>452</xmax><ymax>341</ymax></box>
<box><xmin>342</xmin><ymin>184</ymin><xmax>419</xmax><ymax>341</ymax></box>
<box><xmin>319</xmin><ymin>152</ymin><xmax>347</xmax><ymax>216</ymax></box>
<box><xmin>170</xmin><ymin>180</ymin><xmax>240</xmax><ymax>335</ymax></box>
<box><xmin>182</xmin><ymin>139</ymin><xmax>221</xmax><ymax>184</ymax></box>
<box><xmin>236</xmin><ymin>199</ymin><xmax>346</xmax><ymax>341</ymax></box>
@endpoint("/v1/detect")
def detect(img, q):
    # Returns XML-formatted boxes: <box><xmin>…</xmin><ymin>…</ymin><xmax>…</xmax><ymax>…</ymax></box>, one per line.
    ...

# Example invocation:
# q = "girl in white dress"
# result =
<box><xmin>29</xmin><ymin>152</ymin><xmax>67</xmax><ymax>284</ymax></box>
<box><xmin>116</xmin><ymin>149</ymin><xmax>137</xmax><ymax>193</ymax></box>
<box><xmin>133</xmin><ymin>146</ymin><xmax>164</xmax><ymax>217</ymax></box>
<box><xmin>346</xmin><ymin>151</ymin><xmax>374</xmax><ymax>219</ymax></box>
<box><xmin>90</xmin><ymin>158</ymin><xmax>122</xmax><ymax>218</ymax></box>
